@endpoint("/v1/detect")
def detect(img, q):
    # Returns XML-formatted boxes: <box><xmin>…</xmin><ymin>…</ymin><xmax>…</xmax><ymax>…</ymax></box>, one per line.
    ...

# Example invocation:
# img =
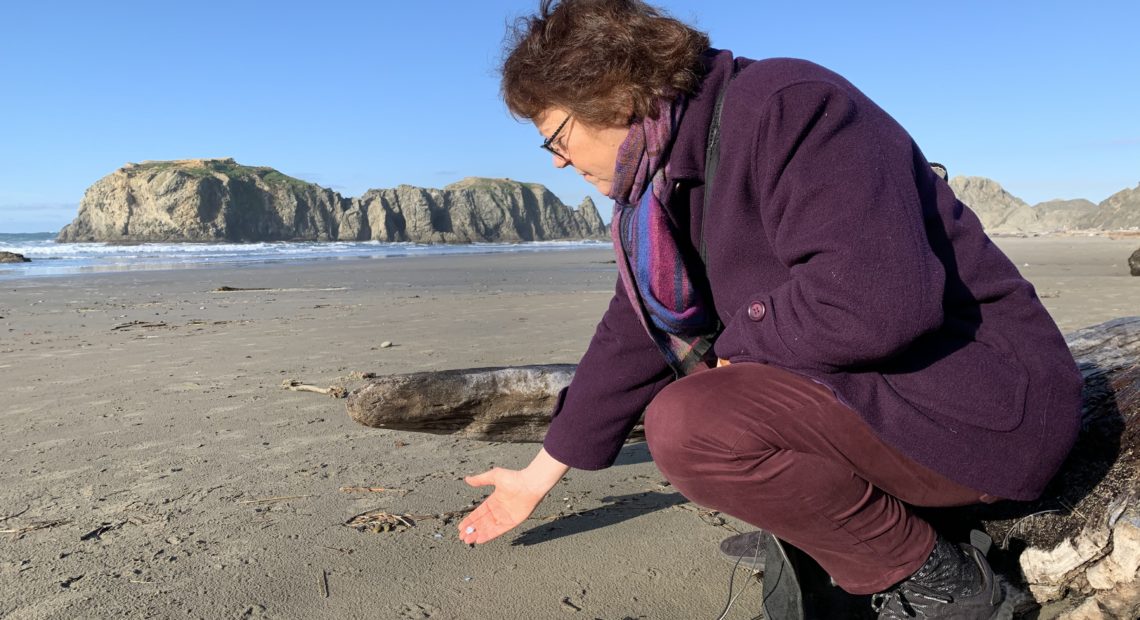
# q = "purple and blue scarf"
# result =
<box><xmin>607</xmin><ymin>97</ymin><xmax>719</xmax><ymax>375</ymax></box>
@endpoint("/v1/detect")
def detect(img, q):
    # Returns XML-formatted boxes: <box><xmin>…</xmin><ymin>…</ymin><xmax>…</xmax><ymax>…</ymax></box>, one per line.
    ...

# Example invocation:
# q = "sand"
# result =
<box><xmin>1</xmin><ymin>237</ymin><xmax>1137</xmax><ymax>619</ymax></box>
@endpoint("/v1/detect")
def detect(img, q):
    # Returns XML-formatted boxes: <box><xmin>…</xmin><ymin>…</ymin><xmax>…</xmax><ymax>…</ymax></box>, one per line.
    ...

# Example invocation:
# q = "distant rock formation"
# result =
<box><xmin>949</xmin><ymin>176</ymin><xmax>1140</xmax><ymax>235</ymax></box>
<box><xmin>354</xmin><ymin>178</ymin><xmax>606</xmax><ymax>243</ymax></box>
<box><xmin>1089</xmin><ymin>184</ymin><xmax>1140</xmax><ymax>231</ymax></box>
<box><xmin>0</xmin><ymin>251</ymin><xmax>30</xmax><ymax>263</ymax></box>
<box><xmin>1032</xmin><ymin>199</ymin><xmax>1098</xmax><ymax>231</ymax></box>
<box><xmin>57</xmin><ymin>159</ymin><xmax>607</xmax><ymax>243</ymax></box>
<box><xmin>949</xmin><ymin>176</ymin><xmax>1038</xmax><ymax>233</ymax></box>
<box><xmin>57</xmin><ymin>159</ymin><xmax>1135</xmax><ymax>242</ymax></box>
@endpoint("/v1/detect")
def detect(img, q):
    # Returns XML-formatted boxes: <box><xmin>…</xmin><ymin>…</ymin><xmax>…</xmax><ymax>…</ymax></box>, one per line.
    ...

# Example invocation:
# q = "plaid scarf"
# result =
<box><xmin>607</xmin><ymin>97</ymin><xmax>719</xmax><ymax>375</ymax></box>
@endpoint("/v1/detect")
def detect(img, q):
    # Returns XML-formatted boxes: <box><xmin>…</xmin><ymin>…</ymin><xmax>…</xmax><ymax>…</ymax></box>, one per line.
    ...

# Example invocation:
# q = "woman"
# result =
<box><xmin>457</xmin><ymin>1</ymin><xmax>1082</xmax><ymax>617</ymax></box>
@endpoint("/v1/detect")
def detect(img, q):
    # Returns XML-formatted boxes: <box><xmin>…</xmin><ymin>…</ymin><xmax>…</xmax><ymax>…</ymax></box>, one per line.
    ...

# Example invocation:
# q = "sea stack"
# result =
<box><xmin>56</xmin><ymin>159</ymin><xmax>608</xmax><ymax>243</ymax></box>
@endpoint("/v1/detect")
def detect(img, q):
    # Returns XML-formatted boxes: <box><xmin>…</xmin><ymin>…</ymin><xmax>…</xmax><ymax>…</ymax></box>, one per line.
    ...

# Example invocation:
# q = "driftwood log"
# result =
<box><xmin>951</xmin><ymin>316</ymin><xmax>1138</xmax><ymax>618</ymax></box>
<box><xmin>347</xmin><ymin>364</ymin><xmax>577</xmax><ymax>442</ymax></box>
<box><xmin>347</xmin><ymin>318</ymin><xmax>1140</xmax><ymax>616</ymax></box>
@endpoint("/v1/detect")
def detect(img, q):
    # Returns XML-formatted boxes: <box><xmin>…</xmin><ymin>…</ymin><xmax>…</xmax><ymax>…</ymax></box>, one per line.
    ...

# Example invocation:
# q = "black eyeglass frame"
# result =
<box><xmin>540</xmin><ymin>115</ymin><xmax>571</xmax><ymax>159</ymax></box>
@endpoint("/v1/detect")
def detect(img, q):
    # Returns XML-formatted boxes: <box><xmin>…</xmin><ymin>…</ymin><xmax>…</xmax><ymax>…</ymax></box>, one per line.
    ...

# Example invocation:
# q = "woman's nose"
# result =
<box><xmin>552</xmin><ymin>153</ymin><xmax>570</xmax><ymax>168</ymax></box>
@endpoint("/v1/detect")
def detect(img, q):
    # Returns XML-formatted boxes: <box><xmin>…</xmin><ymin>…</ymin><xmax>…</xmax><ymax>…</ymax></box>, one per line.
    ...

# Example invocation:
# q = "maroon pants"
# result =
<box><xmin>644</xmin><ymin>363</ymin><xmax>996</xmax><ymax>594</ymax></box>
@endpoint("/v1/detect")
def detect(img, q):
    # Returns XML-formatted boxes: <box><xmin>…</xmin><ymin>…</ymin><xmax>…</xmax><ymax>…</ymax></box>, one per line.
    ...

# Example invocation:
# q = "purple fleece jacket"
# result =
<box><xmin>542</xmin><ymin>50</ymin><xmax>1083</xmax><ymax>501</ymax></box>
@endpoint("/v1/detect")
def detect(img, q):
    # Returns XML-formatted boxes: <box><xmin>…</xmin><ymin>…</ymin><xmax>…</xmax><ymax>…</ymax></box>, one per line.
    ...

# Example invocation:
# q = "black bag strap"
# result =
<box><xmin>700</xmin><ymin>64</ymin><xmax>739</xmax><ymax>265</ymax></box>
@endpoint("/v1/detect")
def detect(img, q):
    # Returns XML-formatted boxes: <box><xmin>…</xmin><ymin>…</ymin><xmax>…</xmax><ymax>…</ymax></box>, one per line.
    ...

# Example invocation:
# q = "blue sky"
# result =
<box><xmin>1</xmin><ymin>1</ymin><xmax>1137</xmax><ymax>233</ymax></box>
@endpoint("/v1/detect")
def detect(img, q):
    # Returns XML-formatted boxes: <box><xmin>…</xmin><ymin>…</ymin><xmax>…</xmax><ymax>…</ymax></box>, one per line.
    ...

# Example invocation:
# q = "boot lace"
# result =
<box><xmin>871</xmin><ymin>582</ymin><xmax>953</xmax><ymax>618</ymax></box>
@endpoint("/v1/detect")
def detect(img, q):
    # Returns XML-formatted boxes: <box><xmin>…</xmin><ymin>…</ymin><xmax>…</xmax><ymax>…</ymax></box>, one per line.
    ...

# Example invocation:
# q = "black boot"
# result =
<box><xmin>718</xmin><ymin>530</ymin><xmax>766</xmax><ymax>572</ymax></box>
<box><xmin>871</xmin><ymin>536</ymin><xmax>1016</xmax><ymax>619</ymax></box>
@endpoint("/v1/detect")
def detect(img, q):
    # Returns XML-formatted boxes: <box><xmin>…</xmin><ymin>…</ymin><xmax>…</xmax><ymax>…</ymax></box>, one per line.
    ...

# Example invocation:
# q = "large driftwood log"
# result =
<box><xmin>347</xmin><ymin>317</ymin><xmax>1140</xmax><ymax>615</ymax></box>
<box><xmin>347</xmin><ymin>364</ymin><xmax>577</xmax><ymax>442</ymax></box>
<box><xmin>952</xmin><ymin>316</ymin><xmax>1139</xmax><ymax>617</ymax></box>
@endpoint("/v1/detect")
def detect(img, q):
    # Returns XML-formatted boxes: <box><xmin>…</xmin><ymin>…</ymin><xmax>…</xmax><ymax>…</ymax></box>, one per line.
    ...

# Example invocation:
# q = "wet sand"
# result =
<box><xmin>1</xmin><ymin>236</ymin><xmax>1137</xmax><ymax>619</ymax></box>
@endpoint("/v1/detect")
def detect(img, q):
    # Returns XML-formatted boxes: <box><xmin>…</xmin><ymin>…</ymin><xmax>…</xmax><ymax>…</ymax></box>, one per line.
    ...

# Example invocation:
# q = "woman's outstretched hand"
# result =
<box><xmin>457</xmin><ymin>468</ymin><xmax>546</xmax><ymax>544</ymax></box>
<box><xmin>458</xmin><ymin>448</ymin><xmax>569</xmax><ymax>545</ymax></box>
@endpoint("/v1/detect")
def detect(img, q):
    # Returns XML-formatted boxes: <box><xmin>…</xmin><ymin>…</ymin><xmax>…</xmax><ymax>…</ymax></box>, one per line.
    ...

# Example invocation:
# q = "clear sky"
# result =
<box><xmin>1</xmin><ymin>0</ymin><xmax>1137</xmax><ymax>233</ymax></box>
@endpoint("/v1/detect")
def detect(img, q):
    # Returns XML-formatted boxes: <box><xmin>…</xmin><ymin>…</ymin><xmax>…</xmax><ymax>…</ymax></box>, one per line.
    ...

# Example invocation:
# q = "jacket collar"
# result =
<box><xmin>668</xmin><ymin>48</ymin><xmax>737</xmax><ymax>183</ymax></box>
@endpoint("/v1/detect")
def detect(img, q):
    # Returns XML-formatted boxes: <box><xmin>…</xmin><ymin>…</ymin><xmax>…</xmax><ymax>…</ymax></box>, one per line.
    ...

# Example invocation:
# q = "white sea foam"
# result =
<box><xmin>0</xmin><ymin>233</ymin><xmax>607</xmax><ymax>280</ymax></box>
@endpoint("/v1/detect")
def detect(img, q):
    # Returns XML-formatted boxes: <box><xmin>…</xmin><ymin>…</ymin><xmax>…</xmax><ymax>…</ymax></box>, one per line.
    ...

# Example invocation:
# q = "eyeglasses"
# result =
<box><xmin>540</xmin><ymin>115</ymin><xmax>571</xmax><ymax>160</ymax></box>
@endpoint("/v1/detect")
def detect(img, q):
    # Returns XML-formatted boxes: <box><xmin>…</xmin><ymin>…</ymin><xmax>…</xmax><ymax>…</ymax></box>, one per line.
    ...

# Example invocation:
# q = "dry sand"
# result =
<box><xmin>1</xmin><ymin>236</ymin><xmax>1137</xmax><ymax>619</ymax></box>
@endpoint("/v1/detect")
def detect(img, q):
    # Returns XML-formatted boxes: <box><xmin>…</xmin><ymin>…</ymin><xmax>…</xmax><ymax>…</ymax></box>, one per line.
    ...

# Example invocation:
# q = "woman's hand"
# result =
<box><xmin>458</xmin><ymin>448</ymin><xmax>569</xmax><ymax>545</ymax></box>
<box><xmin>457</xmin><ymin>468</ymin><xmax>546</xmax><ymax>544</ymax></box>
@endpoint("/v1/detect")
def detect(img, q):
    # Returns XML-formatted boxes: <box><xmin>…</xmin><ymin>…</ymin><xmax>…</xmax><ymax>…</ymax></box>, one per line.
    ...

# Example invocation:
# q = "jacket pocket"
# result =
<box><xmin>881</xmin><ymin>332</ymin><xmax>1029</xmax><ymax>432</ymax></box>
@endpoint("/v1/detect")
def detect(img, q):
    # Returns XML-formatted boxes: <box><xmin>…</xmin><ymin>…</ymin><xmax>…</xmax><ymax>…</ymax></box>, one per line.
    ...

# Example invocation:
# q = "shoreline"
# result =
<box><xmin>2</xmin><ymin>229</ymin><xmax>1137</xmax><ymax>284</ymax></box>
<box><xmin>0</xmin><ymin>241</ymin><xmax>613</xmax><ymax>283</ymax></box>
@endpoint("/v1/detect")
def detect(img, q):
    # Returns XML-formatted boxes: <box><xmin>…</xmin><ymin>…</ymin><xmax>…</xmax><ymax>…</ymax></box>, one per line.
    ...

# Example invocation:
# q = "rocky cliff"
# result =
<box><xmin>949</xmin><ymin>176</ymin><xmax>1140</xmax><ymax>234</ymax></box>
<box><xmin>1031</xmin><ymin>198</ymin><xmax>1098</xmax><ymax>231</ymax></box>
<box><xmin>1087</xmin><ymin>184</ymin><xmax>1140</xmax><ymax>230</ymax></box>
<box><xmin>57</xmin><ymin>159</ymin><xmax>607</xmax><ymax>243</ymax></box>
<box><xmin>353</xmin><ymin>178</ymin><xmax>606</xmax><ymax>243</ymax></box>
<box><xmin>949</xmin><ymin>176</ymin><xmax>1038</xmax><ymax>233</ymax></box>
<box><xmin>57</xmin><ymin>160</ymin><xmax>347</xmax><ymax>242</ymax></box>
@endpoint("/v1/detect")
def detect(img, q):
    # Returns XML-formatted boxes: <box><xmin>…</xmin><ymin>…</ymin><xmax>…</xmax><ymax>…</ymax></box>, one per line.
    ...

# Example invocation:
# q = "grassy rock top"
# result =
<box><xmin>445</xmin><ymin>177</ymin><xmax>549</xmax><ymax>193</ymax></box>
<box><xmin>122</xmin><ymin>158</ymin><xmax>313</xmax><ymax>190</ymax></box>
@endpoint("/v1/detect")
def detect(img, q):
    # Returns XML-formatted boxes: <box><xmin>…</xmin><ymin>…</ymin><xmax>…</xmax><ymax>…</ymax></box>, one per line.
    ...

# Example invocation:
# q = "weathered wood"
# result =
<box><xmin>951</xmin><ymin>316</ymin><xmax>1140</xmax><ymax>616</ymax></box>
<box><xmin>282</xmin><ymin>379</ymin><xmax>347</xmax><ymax>398</ymax></box>
<box><xmin>346</xmin><ymin>317</ymin><xmax>1140</xmax><ymax>614</ymax></box>
<box><xmin>346</xmin><ymin>364</ymin><xmax>578</xmax><ymax>442</ymax></box>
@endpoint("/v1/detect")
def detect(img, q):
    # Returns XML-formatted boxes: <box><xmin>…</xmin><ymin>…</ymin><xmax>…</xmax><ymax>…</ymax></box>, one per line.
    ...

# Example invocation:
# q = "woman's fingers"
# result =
<box><xmin>464</xmin><ymin>516</ymin><xmax>501</xmax><ymax>544</ymax></box>
<box><xmin>456</xmin><ymin>463</ymin><xmax>553</xmax><ymax>545</ymax></box>
<box><xmin>459</xmin><ymin>495</ymin><xmax>494</xmax><ymax>523</ymax></box>
<box><xmin>457</xmin><ymin>515</ymin><xmax>479</xmax><ymax>544</ymax></box>
<box><xmin>457</xmin><ymin>475</ymin><xmax>537</xmax><ymax>544</ymax></box>
<box><xmin>457</xmin><ymin>471</ymin><xmax>503</xmax><ymax>544</ymax></box>
<box><xmin>458</xmin><ymin>496</ymin><xmax>507</xmax><ymax>544</ymax></box>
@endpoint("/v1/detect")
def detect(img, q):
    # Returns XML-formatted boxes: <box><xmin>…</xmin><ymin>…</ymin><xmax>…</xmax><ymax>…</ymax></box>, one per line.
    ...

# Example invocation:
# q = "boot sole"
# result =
<box><xmin>991</xmin><ymin>578</ymin><xmax>1036</xmax><ymax>620</ymax></box>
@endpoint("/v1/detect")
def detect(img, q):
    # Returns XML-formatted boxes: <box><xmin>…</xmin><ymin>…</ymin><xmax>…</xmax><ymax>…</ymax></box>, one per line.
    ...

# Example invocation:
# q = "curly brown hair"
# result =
<box><xmin>501</xmin><ymin>0</ymin><xmax>710</xmax><ymax>125</ymax></box>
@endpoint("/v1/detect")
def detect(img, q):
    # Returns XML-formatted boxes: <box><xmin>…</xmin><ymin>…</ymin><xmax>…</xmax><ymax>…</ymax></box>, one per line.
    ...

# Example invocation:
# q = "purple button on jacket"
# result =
<box><xmin>747</xmin><ymin>301</ymin><xmax>766</xmax><ymax>322</ymax></box>
<box><xmin>542</xmin><ymin>50</ymin><xmax>1082</xmax><ymax>502</ymax></box>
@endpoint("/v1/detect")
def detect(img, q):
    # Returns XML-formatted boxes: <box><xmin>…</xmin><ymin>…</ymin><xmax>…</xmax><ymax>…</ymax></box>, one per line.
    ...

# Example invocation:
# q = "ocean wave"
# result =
<box><xmin>0</xmin><ymin>237</ymin><xmax>608</xmax><ymax>280</ymax></box>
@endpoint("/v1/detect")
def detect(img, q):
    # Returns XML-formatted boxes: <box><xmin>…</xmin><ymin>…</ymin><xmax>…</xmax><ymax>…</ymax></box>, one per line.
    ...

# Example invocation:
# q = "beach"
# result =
<box><xmin>1</xmin><ymin>236</ymin><xmax>1138</xmax><ymax>619</ymax></box>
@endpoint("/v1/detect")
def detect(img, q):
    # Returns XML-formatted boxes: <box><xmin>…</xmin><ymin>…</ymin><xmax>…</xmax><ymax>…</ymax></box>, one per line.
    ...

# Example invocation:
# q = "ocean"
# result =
<box><xmin>0</xmin><ymin>232</ymin><xmax>609</xmax><ymax>281</ymax></box>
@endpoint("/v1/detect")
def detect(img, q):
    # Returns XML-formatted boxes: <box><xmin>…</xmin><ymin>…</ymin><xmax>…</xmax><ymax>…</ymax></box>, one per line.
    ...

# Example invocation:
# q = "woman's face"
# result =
<box><xmin>535</xmin><ymin>108</ymin><xmax>630</xmax><ymax>196</ymax></box>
